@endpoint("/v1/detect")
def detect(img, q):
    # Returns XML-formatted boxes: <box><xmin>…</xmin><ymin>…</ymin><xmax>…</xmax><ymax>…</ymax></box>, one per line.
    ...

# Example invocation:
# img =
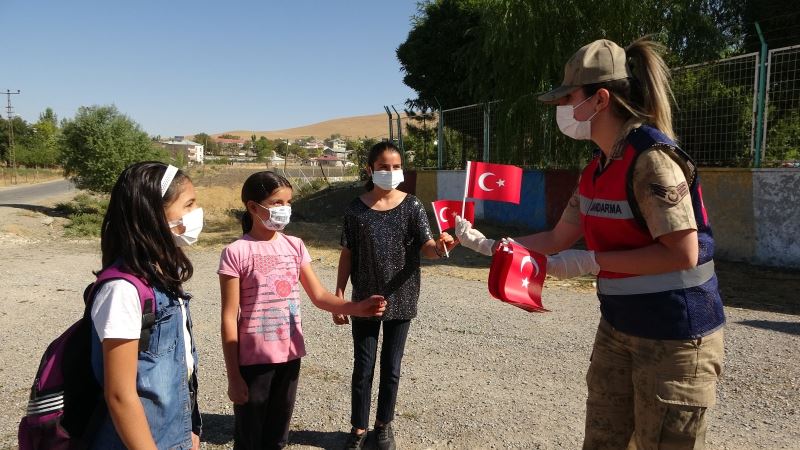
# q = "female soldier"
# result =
<box><xmin>456</xmin><ymin>38</ymin><xmax>725</xmax><ymax>449</ymax></box>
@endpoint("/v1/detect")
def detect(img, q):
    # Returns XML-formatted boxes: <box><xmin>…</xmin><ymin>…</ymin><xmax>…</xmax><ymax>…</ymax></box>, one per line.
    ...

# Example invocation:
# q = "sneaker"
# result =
<box><xmin>375</xmin><ymin>422</ymin><xmax>396</xmax><ymax>450</ymax></box>
<box><xmin>343</xmin><ymin>429</ymin><xmax>367</xmax><ymax>450</ymax></box>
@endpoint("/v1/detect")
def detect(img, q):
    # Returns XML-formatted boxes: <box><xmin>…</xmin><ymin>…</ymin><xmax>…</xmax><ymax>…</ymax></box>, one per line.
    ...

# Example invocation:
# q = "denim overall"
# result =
<box><xmin>90</xmin><ymin>287</ymin><xmax>200</xmax><ymax>449</ymax></box>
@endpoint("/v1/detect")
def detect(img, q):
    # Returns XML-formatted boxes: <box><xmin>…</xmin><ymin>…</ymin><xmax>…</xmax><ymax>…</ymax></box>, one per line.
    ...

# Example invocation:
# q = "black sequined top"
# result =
<box><xmin>341</xmin><ymin>194</ymin><xmax>434</xmax><ymax>320</ymax></box>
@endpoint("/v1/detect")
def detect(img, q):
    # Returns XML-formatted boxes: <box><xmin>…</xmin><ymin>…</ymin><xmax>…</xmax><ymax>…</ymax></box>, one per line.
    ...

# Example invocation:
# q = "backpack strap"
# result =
<box><xmin>89</xmin><ymin>267</ymin><xmax>157</xmax><ymax>352</ymax></box>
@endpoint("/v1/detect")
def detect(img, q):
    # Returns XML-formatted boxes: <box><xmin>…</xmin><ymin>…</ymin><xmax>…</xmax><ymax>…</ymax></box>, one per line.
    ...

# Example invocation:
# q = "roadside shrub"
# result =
<box><xmin>56</xmin><ymin>193</ymin><xmax>108</xmax><ymax>237</ymax></box>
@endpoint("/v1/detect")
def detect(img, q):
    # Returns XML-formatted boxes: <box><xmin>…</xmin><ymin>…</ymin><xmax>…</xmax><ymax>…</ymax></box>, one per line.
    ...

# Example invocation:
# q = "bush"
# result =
<box><xmin>56</xmin><ymin>193</ymin><xmax>108</xmax><ymax>237</ymax></box>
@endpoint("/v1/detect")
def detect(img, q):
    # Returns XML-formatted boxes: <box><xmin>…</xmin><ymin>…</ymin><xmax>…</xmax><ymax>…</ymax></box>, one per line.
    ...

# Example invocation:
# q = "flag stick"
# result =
<box><xmin>462</xmin><ymin>161</ymin><xmax>471</xmax><ymax>218</ymax></box>
<box><xmin>432</xmin><ymin>201</ymin><xmax>449</xmax><ymax>258</ymax></box>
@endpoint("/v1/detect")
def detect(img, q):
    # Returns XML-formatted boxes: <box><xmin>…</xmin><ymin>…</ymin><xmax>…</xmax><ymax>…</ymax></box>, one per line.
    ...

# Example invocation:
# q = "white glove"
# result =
<box><xmin>546</xmin><ymin>250</ymin><xmax>600</xmax><ymax>280</ymax></box>
<box><xmin>454</xmin><ymin>215</ymin><xmax>495</xmax><ymax>256</ymax></box>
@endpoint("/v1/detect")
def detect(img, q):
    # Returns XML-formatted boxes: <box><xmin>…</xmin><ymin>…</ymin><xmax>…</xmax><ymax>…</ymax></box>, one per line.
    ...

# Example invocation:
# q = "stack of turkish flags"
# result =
<box><xmin>488</xmin><ymin>240</ymin><xmax>548</xmax><ymax>312</ymax></box>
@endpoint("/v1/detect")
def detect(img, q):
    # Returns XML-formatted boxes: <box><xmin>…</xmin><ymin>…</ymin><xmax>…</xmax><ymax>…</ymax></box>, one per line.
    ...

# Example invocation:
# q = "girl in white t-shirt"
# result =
<box><xmin>89</xmin><ymin>162</ymin><xmax>204</xmax><ymax>450</ymax></box>
<box><xmin>218</xmin><ymin>171</ymin><xmax>386</xmax><ymax>450</ymax></box>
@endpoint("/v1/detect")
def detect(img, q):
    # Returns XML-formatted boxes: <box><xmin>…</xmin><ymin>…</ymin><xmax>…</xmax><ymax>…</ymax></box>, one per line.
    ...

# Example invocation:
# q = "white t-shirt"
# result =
<box><xmin>91</xmin><ymin>279</ymin><xmax>194</xmax><ymax>376</ymax></box>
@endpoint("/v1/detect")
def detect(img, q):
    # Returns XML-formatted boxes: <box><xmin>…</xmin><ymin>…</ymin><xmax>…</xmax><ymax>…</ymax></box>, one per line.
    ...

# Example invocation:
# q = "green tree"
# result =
<box><xmin>399</xmin><ymin>0</ymin><xmax>745</xmax><ymax>168</ymax></box>
<box><xmin>0</xmin><ymin>116</ymin><xmax>33</xmax><ymax>165</ymax></box>
<box><xmin>17</xmin><ymin>108</ymin><xmax>61</xmax><ymax>168</ymax></box>
<box><xmin>254</xmin><ymin>136</ymin><xmax>274</xmax><ymax>162</ymax></box>
<box><xmin>396</xmin><ymin>0</ymin><xmax>483</xmax><ymax>110</ymax></box>
<box><xmin>60</xmin><ymin>105</ymin><xmax>166</xmax><ymax>192</ymax></box>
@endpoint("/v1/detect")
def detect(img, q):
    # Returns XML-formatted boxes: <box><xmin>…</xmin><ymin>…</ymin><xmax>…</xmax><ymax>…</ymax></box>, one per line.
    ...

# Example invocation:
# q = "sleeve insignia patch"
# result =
<box><xmin>649</xmin><ymin>181</ymin><xmax>689</xmax><ymax>205</ymax></box>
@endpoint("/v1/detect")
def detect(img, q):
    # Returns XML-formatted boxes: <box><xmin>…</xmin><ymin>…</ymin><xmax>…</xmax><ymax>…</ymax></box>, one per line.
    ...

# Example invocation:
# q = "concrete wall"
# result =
<box><xmin>435</xmin><ymin>170</ymin><xmax>486</xmax><ymax>219</ymax></box>
<box><xmin>482</xmin><ymin>171</ymin><xmax>547</xmax><ymax>230</ymax></box>
<box><xmin>413</xmin><ymin>171</ymin><xmax>438</xmax><ymax>211</ymax></box>
<box><xmin>753</xmin><ymin>169</ymin><xmax>800</xmax><ymax>267</ymax></box>
<box><xmin>697</xmin><ymin>169</ymin><xmax>757</xmax><ymax>263</ymax></box>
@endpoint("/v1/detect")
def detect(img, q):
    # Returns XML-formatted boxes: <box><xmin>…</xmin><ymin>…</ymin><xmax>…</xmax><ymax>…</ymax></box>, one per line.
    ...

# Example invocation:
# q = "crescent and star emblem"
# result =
<box><xmin>520</xmin><ymin>255</ymin><xmax>540</xmax><ymax>288</ymax></box>
<box><xmin>478</xmin><ymin>172</ymin><xmax>494</xmax><ymax>191</ymax></box>
<box><xmin>477</xmin><ymin>172</ymin><xmax>506</xmax><ymax>192</ymax></box>
<box><xmin>438</xmin><ymin>206</ymin><xmax>451</xmax><ymax>223</ymax></box>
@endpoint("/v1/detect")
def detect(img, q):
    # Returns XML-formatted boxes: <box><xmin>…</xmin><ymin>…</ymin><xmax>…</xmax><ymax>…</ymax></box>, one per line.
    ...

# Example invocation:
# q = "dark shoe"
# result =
<box><xmin>375</xmin><ymin>422</ymin><xmax>396</xmax><ymax>450</ymax></box>
<box><xmin>343</xmin><ymin>429</ymin><xmax>367</xmax><ymax>450</ymax></box>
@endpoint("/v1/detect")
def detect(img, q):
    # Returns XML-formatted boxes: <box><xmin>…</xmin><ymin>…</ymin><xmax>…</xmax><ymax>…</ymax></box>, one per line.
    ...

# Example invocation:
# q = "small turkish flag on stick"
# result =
<box><xmin>464</xmin><ymin>161</ymin><xmax>523</xmax><ymax>206</ymax></box>
<box><xmin>432</xmin><ymin>200</ymin><xmax>474</xmax><ymax>233</ymax></box>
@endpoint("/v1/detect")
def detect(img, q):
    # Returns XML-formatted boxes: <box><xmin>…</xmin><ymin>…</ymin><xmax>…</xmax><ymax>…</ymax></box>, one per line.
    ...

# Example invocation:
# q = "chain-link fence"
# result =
<box><xmin>435</xmin><ymin>100</ymin><xmax>590</xmax><ymax>170</ymax></box>
<box><xmin>425</xmin><ymin>44</ymin><xmax>800</xmax><ymax>169</ymax></box>
<box><xmin>763</xmin><ymin>45</ymin><xmax>800</xmax><ymax>167</ymax></box>
<box><xmin>672</xmin><ymin>52</ymin><xmax>759</xmax><ymax>167</ymax></box>
<box><xmin>394</xmin><ymin>110</ymin><xmax>439</xmax><ymax>169</ymax></box>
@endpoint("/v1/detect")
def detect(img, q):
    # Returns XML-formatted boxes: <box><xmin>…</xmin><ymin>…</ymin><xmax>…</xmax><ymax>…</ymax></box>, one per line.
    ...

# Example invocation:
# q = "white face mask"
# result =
<box><xmin>556</xmin><ymin>95</ymin><xmax>598</xmax><ymax>140</ymax></box>
<box><xmin>256</xmin><ymin>203</ymin><xmax>291</xmax><ymax>231</ymax></box>
<box><xmin>371</xmin><ymin>169</ymin><xmax>404</xmax><ymax>190</ymax></box>
<box><xmin>169</xmin><ymin>207</ymin><xmax>204</xmax><ymax>247</ymax></box>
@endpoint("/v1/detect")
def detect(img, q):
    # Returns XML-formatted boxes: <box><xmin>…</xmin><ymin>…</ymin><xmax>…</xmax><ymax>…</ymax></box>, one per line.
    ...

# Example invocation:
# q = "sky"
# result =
<box><xmin>1</xmin><ymin>1</ymin><xmax>420</xmax><ymax>137</ymax></box>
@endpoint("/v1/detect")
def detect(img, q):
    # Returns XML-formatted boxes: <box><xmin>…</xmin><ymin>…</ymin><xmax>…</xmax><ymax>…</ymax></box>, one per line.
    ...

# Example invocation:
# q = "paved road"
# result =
<box><xmin>0</xmin><ymin>179</ymin><xmax>74</xmax><ymax>205</ymax></box>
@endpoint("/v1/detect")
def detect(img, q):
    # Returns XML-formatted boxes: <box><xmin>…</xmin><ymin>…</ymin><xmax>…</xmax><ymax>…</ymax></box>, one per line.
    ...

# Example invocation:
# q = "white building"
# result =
<box><xmin>332</xmin><ymin>138</ymin><xmax>347</xmax><ymax>151</ymax></box>
<box><xmin>163</xmin><ymin>137</ymin><xmax>204</xmax><ymax>164</ymax></box>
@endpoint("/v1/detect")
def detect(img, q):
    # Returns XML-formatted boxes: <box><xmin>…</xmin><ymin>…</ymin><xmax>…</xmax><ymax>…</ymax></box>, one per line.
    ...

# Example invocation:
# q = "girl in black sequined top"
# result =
<box><xmin>334</xmin><ymin>142</ymin><xmax>456</xmax><ymax>449</ymax></box>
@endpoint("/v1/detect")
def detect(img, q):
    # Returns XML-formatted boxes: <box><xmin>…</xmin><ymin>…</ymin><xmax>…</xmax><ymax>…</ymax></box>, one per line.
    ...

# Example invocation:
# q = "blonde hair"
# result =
<box><xmin>584</xmin><ymin>37</ymin><xmax>675</xmax><ymax>140</ymax></box>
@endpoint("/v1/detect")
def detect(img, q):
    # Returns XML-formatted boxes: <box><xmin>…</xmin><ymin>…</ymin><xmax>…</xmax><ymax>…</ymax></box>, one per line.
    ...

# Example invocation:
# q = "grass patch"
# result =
<box><xmin>0</xmin><ymin>167</ymin><xmax>63</xmax><ymax>187</ymax></box>
<box><xmin>56</xmin><ymin>193</ymin><xmax>108</xmax><ymax>238</ymax></box>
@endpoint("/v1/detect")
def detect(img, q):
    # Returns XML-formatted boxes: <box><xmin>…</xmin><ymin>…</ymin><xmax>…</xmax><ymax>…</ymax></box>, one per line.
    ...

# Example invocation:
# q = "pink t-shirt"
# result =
<box><xmin>218</xmin><ymin>233</ymin><xmax>311</xmax><ymax>365</ymax></box>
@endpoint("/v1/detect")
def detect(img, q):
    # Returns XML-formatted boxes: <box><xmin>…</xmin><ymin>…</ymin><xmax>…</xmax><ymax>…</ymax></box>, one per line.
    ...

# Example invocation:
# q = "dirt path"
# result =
<box><xmin>1</xmin><ymin>194</ymin><xmax>799</xmax><ymax>449</ymax></box>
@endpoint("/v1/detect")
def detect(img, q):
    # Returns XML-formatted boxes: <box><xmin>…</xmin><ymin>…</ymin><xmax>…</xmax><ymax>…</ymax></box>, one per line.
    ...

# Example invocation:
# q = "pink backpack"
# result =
<box><xmin>18</xmin><ymin>267</ymin><xmax>156</xmax><ymax>450</ymax></box>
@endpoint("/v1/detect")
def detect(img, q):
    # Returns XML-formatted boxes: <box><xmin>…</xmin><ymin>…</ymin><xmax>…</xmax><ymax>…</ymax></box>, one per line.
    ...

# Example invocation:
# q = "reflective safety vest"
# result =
<box><xmin>578</xmin><ymin>125</ymin><xmax>725</xmax><ymax>340</ymax></box>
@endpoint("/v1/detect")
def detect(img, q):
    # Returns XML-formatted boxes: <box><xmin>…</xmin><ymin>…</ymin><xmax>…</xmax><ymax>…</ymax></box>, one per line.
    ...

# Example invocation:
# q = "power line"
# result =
<box><xmin>3</xmin><ymin>90</ymin><xmax>21</xmax><ymax>185</ymax></box>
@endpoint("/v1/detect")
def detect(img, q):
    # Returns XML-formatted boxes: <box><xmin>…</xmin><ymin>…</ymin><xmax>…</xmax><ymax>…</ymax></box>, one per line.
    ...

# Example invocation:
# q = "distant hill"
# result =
<box><xmin>206</xmin><ymin>112</ymin><xmax>413</xmax><ymax>141</ymax></box>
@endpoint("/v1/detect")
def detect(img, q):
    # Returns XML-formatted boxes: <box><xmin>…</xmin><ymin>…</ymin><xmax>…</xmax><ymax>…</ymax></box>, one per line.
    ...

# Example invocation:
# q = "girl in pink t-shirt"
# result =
<box><xmin>218</xmin><ymin>171</ymin><xmax>385</xmax><ymax>450</ymax></box>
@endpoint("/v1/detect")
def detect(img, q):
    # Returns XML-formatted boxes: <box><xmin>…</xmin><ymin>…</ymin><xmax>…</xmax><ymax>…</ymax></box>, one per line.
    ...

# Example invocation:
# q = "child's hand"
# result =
<box><xmin>440</xmin><ymin>232</ymin><xmax>457</xmax><ymax>251</ymax></box>
<box><xmin>227</xmin><ymin>374</ymin><xmax>249</xmax><ymax>405</ymax></box>
<box><xmin>332</xmin><ymin>313</ymin><xmax>350</xmax><ymax>325</ymax></box>
<box><xmin>353</xmin><ymin>295</ymin><xmax>386</xmax><ymax>317</ymax></box>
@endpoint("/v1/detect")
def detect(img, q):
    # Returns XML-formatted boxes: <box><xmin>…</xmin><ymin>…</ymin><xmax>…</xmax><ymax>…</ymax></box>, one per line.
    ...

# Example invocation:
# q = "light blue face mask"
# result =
<box><xmin>256</xmin><ymin>203</ymin><xmax>291</xmax><ymax>231</ymax></box>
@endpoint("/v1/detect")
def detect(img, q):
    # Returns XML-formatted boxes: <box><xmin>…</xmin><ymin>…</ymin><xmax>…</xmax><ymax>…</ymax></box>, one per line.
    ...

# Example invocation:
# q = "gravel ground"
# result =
<box><xmin>1</xmin><ymin>206</ymin><xmax>799</xmax><ymax>449</ymax></box>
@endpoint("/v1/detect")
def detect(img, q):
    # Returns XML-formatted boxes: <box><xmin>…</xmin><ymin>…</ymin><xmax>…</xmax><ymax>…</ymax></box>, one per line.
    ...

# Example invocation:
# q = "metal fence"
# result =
<box><xmin>426</xmin><ymin>44</ymin><xmax>800</xmax><ymax>169</ymax></box>
<box><xmin>672</xmin><ymin>52</ymin><xmax>759</xmax><ymax>167</ymax></box>
<box><xmin>763</xmin><ymin>45</ymin><xmax>800</xmax><ymax>167</ymax></box>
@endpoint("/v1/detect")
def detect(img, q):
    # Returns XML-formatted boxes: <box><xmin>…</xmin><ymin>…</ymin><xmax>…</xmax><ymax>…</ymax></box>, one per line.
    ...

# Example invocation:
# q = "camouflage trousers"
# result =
<box><xmin>583</xmin><ymin>319</ymin><xmax>724</xmax><ymax>450</ymax></box>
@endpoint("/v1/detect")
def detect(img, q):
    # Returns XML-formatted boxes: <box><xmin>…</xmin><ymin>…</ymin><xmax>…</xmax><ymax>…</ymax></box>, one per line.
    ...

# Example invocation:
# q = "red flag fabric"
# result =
<box><xmin>487</xmin><ymin>240</ymin><xmax>548</xmax><ymax>312</ymax></box>
<box><xmin>432</xmin><ymin>200</ymin><xmax>475</xmax><ymax>232</ymax></box>
<box><xmin>465</xmin><ymin>161</ymin><xmax>523</xmax><ymax>204</ymax></box>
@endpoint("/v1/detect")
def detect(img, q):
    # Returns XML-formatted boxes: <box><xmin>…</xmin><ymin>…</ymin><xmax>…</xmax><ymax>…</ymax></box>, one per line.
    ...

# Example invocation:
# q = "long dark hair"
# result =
<box><xmin>365</xmin><ymin>141</ymin><xmax>401</xmax><ymax>191</ymax></box>
<box><xmin>101</xmin><ymin>161</ymin><xmax>193</xmax><ymax>297</ymax></box>
<box><xmin>240</xmin><ymin>171</ymin><xmax>292</xmax><ymax>233</ymax></box>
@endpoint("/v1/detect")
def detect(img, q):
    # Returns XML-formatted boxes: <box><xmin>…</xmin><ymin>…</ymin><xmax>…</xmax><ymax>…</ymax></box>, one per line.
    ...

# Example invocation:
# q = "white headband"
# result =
<box><xmin>160</xmin><ymin>165</ymin><xmax>179</xmax><ymax>197</ymax></box>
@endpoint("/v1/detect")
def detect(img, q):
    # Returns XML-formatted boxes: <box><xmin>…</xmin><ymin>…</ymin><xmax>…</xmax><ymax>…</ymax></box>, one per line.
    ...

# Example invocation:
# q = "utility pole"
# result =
<box><xmin>4</xmin><ymin>90</ymin><xmax>21</xmax><ymax>185</ymax></box>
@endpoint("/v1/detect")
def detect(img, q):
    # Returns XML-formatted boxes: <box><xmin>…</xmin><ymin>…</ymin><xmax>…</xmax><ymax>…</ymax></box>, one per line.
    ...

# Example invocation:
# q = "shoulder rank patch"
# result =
<box><xmin>649</xmin><ymin>181</ymin><xmax>689</xmax><ymax>205</ymax></box>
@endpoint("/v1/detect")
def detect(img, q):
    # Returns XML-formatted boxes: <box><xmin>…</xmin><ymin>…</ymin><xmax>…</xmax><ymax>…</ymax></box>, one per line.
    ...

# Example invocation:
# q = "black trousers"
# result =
<box><xmin>234</xmin><ymin>358</ymin><xmax>301</xmax><ymax>450</ymax></box>
<box><xmin>350</xmin><ymin>319</ymin><xmax>411</xmax><ymax>430</ymax></box>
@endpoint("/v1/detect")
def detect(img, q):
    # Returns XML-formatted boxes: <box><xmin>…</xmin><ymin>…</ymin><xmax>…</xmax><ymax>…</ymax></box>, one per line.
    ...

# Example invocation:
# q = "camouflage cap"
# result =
<box><xmin>538</xmin><ymin>39</ymin><xmax>632</xmax><ymax>103</ymax></box>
